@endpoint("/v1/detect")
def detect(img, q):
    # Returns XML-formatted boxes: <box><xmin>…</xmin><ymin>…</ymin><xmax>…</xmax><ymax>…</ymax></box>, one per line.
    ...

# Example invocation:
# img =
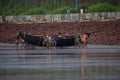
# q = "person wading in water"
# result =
<box><xmin>81</xmin><ymin>33</ymin><xmax>88</xmax><ymax>48</ymax></box>
<box><xmin>74</xmin><ymin>34</ymin><xmax>80</xmax><ymax>48</ymax></box>
<box><xmin>15</xmin><ymin>32</ymin><xmax>20</xmax><ymax>50</ymax></box>
<box><xmin>42</xmin><ymin>34</ymin><xmax>49</xmax><ymax>49</ymax></box>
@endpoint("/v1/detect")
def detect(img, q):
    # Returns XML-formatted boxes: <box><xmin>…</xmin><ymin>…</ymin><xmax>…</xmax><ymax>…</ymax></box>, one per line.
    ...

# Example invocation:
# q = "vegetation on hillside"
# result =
<box><xmin>0</xmin><ymin>0</ymin><xmax>120</xmax><ymax>15</ymax></box>
<box><xmin>88</xmin><ymin>3</ymin><xmax>120</xmax><ymax>12</ymax></box>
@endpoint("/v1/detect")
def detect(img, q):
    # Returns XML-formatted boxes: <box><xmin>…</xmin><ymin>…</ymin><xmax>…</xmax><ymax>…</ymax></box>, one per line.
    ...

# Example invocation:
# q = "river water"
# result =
<box><xmin>0</xmin><ymin>45</ymin><xmax>120</xmax><ymax>80</ymax></box>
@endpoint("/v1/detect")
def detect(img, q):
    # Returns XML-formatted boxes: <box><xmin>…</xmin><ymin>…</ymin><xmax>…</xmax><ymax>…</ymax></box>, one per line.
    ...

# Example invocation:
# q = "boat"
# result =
<box><xmin>19</xmin><ymin>32</ymin><xmax>75</xmax><ymax>47</ymax></box>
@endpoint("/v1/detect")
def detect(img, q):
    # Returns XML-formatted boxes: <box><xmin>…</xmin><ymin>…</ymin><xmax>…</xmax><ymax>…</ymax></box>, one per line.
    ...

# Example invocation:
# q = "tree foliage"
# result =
<box><xmin>0</xmin><ymin>0</ymin><xmax>120</xmax><ymax>15</ymax></box>
<box><xmin>88</xmin><ymin>3</ymin><xmax>119</xmax><ymax>12</ymax></box>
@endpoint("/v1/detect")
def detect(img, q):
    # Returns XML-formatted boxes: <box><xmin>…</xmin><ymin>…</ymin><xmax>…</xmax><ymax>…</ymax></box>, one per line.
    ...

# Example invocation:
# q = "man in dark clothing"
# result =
<box><xmin>15</xmin><ymin>32</ymin><xmax>20</xmax><ymax>49</ymax></box>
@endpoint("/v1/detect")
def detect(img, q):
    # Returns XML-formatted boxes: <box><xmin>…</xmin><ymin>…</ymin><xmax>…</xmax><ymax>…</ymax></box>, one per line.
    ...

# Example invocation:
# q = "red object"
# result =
<box><xmin>82</xmin><ymin>34</ymin><xmax>88</xmax><ymax>41</ymax></box>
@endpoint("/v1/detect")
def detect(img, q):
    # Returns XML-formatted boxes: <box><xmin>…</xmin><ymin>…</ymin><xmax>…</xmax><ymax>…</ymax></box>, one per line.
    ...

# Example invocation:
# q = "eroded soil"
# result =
<box><xmin>0</xmin><ymin>20</ymin><xmax>120</xmax><ymax>45</ymax></box>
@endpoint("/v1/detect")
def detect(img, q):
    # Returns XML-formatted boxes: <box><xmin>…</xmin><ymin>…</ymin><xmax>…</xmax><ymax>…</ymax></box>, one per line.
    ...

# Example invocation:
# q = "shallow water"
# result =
<box><xmin>0</xmin><ymin>48</ymin><xmax>120</xmax><ymax>80</ymax></box>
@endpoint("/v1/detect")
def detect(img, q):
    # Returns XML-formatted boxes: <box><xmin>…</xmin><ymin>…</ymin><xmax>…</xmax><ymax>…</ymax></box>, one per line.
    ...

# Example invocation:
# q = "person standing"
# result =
<box><xmin>80</xmin><ymin>8</ymin><xmax>84</xmax><ymax>13</ymax></box>
<box><xmin>15</xmin><ymin>32</ymin><xmax>20</xmax><ymax>50</ymax></box>
<box><xmin>80</xmin><ymin>8</ymin><xmax>84</xmax><ymax>21</ymax></box>
<box><xmin>81</xmin><ymin>33</ymin><xmax>88</xmax><ymax>48</ymax></box>
<box><xmin>48</xmin><ymin>35</ymin><xmax>52</xmax><ymax>49</ymax></box>
<box><xmin>52</xmin><ymin>33</ymin><xmax>57</xmax><ymax>49</ymax></box>
<box><xmin>42</xmin><ymin>34</ymin><xmax>48</xmax><ymax>49</ymax></box>
<box><xmin>74</xmin><ymin>35</ymin><xmax>80</xmax><ymax>48</ymax></box>
<box><xmin>67</xmin><ymin>9</ymin><xmax>71</xmax><ymax>20</ymax></box>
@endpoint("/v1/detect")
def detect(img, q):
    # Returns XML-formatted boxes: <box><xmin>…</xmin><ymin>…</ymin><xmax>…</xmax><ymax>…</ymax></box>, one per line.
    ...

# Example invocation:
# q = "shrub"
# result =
<box><xmin>21</xmin><ymin>7</ymin><xmax>48</xmax><ymax>15</ymax></box>
<box><xmin>88</xmin><ymin>3</ymin><xmax>119</xmax><ymax>12</ymax></box>
<box><xmin>115</xmin><ymin>6</ymin><xmax>120</xmax><ymax>11</ymax></box>
<box><xmin>50</xmin><ymin>6</ymin><xmax>70</xmax><ymax>14</ymax></box>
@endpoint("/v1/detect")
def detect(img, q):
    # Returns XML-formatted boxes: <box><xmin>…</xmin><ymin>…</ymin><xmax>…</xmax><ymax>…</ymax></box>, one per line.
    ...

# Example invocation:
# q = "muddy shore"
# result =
<box><xmin>0</xmin><ymin>20</ymin><xmax>120</xmax><ymax>45</ymax></box>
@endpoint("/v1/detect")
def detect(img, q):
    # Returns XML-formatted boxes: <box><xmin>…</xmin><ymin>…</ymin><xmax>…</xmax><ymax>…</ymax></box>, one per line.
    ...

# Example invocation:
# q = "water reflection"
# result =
<box><xmin>80</xmin><ymin>49</ymin><xmax>87</xmax><ymax>80</ymax></box>
<box><xmin>0</xmin><ymin>49</ymin><xmax>120</xmax><ymax>80</ymax></box>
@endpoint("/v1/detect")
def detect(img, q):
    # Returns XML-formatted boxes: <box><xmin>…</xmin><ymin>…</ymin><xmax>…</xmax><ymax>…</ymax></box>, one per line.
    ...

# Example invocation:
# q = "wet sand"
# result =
<box><xmin>0</xmin><ymin>43</ymin><xmax>120</xmax><ymax>54</ymax></box>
